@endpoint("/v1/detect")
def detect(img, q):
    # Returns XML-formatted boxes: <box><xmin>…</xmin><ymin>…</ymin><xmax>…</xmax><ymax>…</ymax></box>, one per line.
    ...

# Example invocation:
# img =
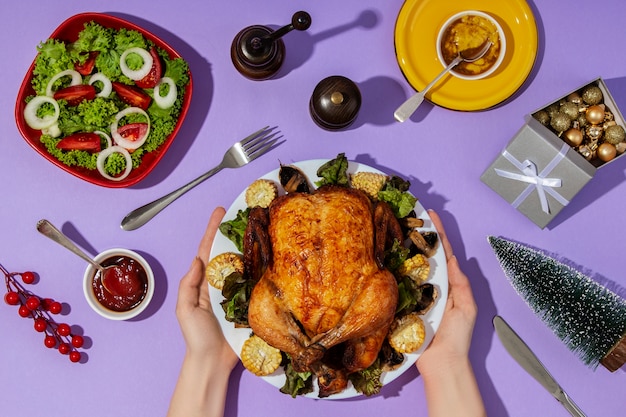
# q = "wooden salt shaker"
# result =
<box><xmin>309</xmin><ymin>75</ymin><xmax>362</xmax><ymax>130</ymax></box>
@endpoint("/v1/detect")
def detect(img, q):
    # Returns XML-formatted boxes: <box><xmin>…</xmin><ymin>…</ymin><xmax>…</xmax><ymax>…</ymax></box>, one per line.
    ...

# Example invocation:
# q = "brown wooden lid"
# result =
<box><xmin>309</xmin><ymin>76</ymin><xmax>361</xmax><ymax>130</ymax></box>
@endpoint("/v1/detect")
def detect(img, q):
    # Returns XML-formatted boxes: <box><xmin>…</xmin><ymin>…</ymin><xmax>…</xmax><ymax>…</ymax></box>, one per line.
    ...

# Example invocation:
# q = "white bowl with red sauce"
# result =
<box><xmin>83</xmin><ymin>248</ymin><xmax>154</xmax><ymax>320</ymax></box>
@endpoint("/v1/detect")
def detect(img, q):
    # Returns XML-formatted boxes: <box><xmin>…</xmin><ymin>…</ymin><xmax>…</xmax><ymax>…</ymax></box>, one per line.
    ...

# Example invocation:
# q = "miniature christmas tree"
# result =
<box><xmin>488</xmin><ymin>235</ymin><xmax>626</xmax><ymax>371</ymax></box>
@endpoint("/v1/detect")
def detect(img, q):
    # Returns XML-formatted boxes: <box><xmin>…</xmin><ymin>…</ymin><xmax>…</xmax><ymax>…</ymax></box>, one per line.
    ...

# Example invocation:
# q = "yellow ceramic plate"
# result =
<box><xmin>395</xmin><ymin>0</ymin><xmax>538</xmax><ymax>111</ymax></box>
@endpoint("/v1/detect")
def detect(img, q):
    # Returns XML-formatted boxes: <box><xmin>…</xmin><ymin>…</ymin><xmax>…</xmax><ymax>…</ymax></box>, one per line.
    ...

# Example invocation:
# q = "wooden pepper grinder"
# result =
<box><xmin>231</xmin><ymin>11</ymin><xmax>312</xmax><ymax>80</ymax></box>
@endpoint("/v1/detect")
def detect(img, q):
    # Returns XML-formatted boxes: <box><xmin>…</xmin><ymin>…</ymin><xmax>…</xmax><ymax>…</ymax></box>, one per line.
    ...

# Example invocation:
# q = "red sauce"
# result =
<box><xmin>91</xmin><ymin>255</ymin><xmax>148</xmax><ymax>312</ymax></box>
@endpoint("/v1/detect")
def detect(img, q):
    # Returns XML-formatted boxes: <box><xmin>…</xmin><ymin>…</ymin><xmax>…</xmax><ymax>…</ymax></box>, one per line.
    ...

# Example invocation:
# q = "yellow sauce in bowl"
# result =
<box><xmin>440</xmin><ymin>14</ymin><xmax>501</xmax><ymax>77</ymax></box>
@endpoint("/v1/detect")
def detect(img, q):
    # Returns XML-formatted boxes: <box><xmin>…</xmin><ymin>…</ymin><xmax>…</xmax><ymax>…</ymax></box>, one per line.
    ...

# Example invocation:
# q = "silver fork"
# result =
<box><xmin>121</xmin><ymin>126</ymin><xmax>280</xmax><ymax>231</ymax></box>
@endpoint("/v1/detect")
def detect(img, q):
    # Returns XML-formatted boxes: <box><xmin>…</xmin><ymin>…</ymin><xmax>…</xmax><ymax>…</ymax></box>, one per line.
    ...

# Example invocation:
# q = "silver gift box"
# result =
<box><xmin>481</xmin><ymin>78</ymin><xmax>626</xmax><ymax>228</ymax></box>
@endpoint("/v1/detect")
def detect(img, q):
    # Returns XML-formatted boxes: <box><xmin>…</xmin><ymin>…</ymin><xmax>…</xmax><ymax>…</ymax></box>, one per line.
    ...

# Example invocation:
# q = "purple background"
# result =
<box><xmin>1</xmin><ymin>1</ymin><xmax>625</xmax><ymax>416</ymax></box>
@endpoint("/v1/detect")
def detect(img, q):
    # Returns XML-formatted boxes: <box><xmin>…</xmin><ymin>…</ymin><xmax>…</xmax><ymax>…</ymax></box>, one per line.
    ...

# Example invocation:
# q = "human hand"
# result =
<box><xmin>175</xmin><ymin>206</ymin><xmax>238</xmax><ymax>371</ymax></box>
<box><xmin>416</xmin><ymin>209</ymin><xmax>478</xmax><ymax>372</ymax></box>
<box><xmin>168</xmin><ymin>207</ymin><xmax>239</xmax><ymax>417</ymax></box>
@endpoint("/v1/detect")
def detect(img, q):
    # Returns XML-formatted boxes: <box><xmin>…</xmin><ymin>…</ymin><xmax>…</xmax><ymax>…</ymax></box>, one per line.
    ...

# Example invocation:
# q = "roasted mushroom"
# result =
<box><xmin>279</xmin><ymin>163</ymin><xmax>310</xmax><ymax>193</ymax></box>
<box><xmin>408</xmin><ymin>230</ymin><xmax>438</xmax><ymax>258</ymax></box>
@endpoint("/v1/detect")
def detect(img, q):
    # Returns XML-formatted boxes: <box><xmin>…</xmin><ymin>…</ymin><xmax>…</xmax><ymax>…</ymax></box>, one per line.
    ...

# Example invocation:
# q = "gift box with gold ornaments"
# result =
<box><xmin>481</xmin><ymin>78</ymin><xmax>626</xmax><ymax>228</ymax></box>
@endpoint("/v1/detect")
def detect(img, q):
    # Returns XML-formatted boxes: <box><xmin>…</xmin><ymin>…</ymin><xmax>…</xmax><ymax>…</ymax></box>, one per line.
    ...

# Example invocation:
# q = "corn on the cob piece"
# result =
<box><xmin>205</xmin><ymin>252</ymin><xmax>244</xmax><ymax>289</ymax></box>
<box><xmin>388</xmin><ymin>312</ymin><xmax>425</xmax><ymax>353</ymax></box>
<box><xmin>245</xmin><ymin>179</ymin><xmax>278</xmax><ymax>208</ymax></box>
<box><xmin>350</xmin><ymin>172</ymin><xmax>388</xmax><ymax>200</ymax></box>
<box><xmin>241</xmin><ymin>335</ymin><xmax>282</xmax><ymax>376</ymax></box>
<box><xmin>397</xmin><ymin>253</ymin><xmax>430</xmax><ymax>283</ymax></box>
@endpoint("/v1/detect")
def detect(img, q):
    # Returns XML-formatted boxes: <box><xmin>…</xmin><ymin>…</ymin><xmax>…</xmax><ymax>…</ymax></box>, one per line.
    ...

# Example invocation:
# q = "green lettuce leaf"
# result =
<box><xmin>71</xmin><ymin>21</ymin><xmax>113</xmax><ymax>56</ymax></box>
<box><xmin>280</xmin><ymin>361</ymin><xmax>313</xmax><ymax>398</ymax></box>
<box><xmin>32</xmin><ymin>39</ymin><xmax>74</xmax><ymax>95</ymax></box>
<box><xmin>378</xmin><ymin>176</ymin><xmax>417</xmax><ymax>219</ymax></box>
<box><xmin>220</xmin><ymin>272</ymin><xmax>253</xmax><ymax>326</ymax></box>
<box><xmin>348</xmin><ymin>359</ymin><xmax>383</xmax><ymax>397</ymax></box>
<box><xmin>218</xmin><ymin>208</ymin><xmax>250</xmax><ymax>252</ymax></box>
<box><xmin>315</xmin><ymin>153</ymin><xmax>349</xmax><ymax>187</ymax></box>
<box><xmin>384</xmin><ymin>239</ymin><xmax>410</xmax><ymax>272</ymax></box>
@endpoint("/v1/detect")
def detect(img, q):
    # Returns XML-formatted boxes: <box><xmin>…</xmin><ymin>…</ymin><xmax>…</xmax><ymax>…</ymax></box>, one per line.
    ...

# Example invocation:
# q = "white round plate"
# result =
<box><xmin>209</xmin><ymin>159</ymin><xmax>448</xmax><ymax>399</ymax></box>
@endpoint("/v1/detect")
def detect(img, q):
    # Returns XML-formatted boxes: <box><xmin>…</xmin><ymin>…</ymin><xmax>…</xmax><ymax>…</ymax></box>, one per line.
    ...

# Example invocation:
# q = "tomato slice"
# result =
<box><xmin>117</xmin><ymin>123</ymin><xmax>149</xmax><ymax>142</ymax></box>
<box><xmin>74</xmin><ymin>51</ymin><xmax>100</xmax><ymax>76</ymax></box>
<box><xmin>112</xmin><ymin>82</ymin><xmax>151</xmax><ymax>110</ymax></box>
<box><xmin>53</xmin><ymin>85</ymin><xmax>97</xmax><ymax>106</ymax></box>
<box><xmin>135</xmin><ymin>48</ymin><xmax>162</xmax><ymax>89</ymax></box>
<box><xmin>56</xmin><ymin>132</ymin><xmax>102</xmax><ymax>153</ymax></box>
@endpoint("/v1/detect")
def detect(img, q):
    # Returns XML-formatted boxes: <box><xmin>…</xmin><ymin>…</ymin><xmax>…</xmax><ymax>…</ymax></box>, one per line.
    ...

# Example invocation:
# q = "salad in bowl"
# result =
<box><xmin>15</xmin><ymin>13</ymin><xmax>193</xmax><ymax>187</ymax></box>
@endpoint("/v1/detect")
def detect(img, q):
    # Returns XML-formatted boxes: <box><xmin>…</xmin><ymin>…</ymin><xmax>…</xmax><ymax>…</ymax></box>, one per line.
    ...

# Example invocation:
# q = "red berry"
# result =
<box><xmin>56</xmin><ymin>323</ymin><xmax>71</xmax><ymax>337</ymax></box>
<box><xmin>4</xmin><ymin>291</ymin><xmax>20</xmax><ymax>306</ymax></box>
<box><xmin>69</xmin><ymin>351</ymin><xmax>81</xmax><ymax>363</ymax></box>
<box><xmin>21</xmin><ymin>271</ymin><xmax>35</xmax><ymax>284</ymax></box>
<box><xmin>71</xmin><ymin>335</ymin><xmax>84</xmax><ymax>348</ymax></box>
<box><xmin>44</xmin><ymin>335</ymin><xmax>57</xmax><ymax>348</ymax></box>
<box><xmin>25</xmin><ymin>296</ymin><xmax>40</xmax><ymax>310</ymax></box>
<box><xmin>48</xmin><ymin>301</ymin><xmax>62</xmax><ymax>315</ymax></box>
<box><xmin>58</xmin><ymin>342</ymin><xmax>70</xmax><ymax>355</ymax></box>
<box><xmin>18</xmin><ymin>304</ymin><xmax>31</xmax><ymax>318</ymax></box>
<box><xmin>34</xmin><ymin>318</ymin><xmax>47</xmax><ymax>332</ymax></box>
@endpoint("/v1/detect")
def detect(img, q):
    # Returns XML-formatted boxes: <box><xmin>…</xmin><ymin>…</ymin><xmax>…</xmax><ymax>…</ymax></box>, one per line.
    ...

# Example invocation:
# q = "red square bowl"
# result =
<box><xmin>15</xmin><ymin>12</ymin><xmax>193</xmax><ymax>188</ymax></box>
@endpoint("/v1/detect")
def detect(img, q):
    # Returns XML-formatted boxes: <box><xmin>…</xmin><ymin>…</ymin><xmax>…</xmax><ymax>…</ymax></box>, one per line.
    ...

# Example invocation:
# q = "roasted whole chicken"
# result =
<box><xmin>245</xmin><ymin>185</ymin><xmax>404</xmax><ymax>397</ymax></box>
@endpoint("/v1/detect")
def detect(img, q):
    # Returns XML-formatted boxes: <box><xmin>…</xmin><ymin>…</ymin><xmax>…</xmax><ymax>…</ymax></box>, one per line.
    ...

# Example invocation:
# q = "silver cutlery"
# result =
<box><xmin>37</xmin><ymin>219</ymin><xmax>126</xmax><ymax>295</ymax></box>
<box><xmin>394</xmin><ymin>40</ymin><xmax>492</xmax><ymax>122</ymax></box>
<box><xmin>493</xmin><ymin>315</ymin><xmax>586</xmax><ymax>417</ymax></box>
<box><xmin>121</xmin><ymin>126</ymin><xmax>280</xmax><ymax>231</ymax></box>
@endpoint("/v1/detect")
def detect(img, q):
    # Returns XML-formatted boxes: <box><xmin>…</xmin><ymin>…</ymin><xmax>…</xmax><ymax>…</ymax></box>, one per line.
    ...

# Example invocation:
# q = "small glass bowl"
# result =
<box><xmin>83</xmin><ymin>248</ymin><xmax>154</xmax><ymax>320</ymax></box>
<box><xmin>436</xmin><ymin>10</ymin><xmax>506</xmax><ymax>80</ymax></box>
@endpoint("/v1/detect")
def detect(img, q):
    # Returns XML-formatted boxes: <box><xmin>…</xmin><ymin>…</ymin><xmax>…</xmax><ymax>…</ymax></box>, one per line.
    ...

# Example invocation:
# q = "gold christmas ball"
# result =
<box><xmin>604</xmin><ymin>124</ymin><xmax>626</xmax><ymax>145</ymax></box>
<box><xmin>545</xmin><ymin>103</ymin><xmax>561</xmax><ymax>118</ymax></box>
<box><xmin>585</xmin><ymin>104</ymin><xmax>605</xmax><ymax>124</ymax></box>
<box><xmin>560</xmin><ymin>101</ymin><xmax>579</xmax><ymax>120</ymax></box>
<box><xmin>533</xmin><ymin>110</ymin><xmax>550</xmax><ymax>125</ymax></box>
<box><xmin>550</xmin><ymin>112</ymin><xmax>571</xmax><ymax>132</ymax></box>
<box><xmin>581</xmin><ymin>85</ymin><xmax>603</xmax><ymax>105</ymax></box>
<box><xmin>563</xmin><ymin>128</ymin><xmax>583</xmax><ymax>147</ymax></box>
<box><xmin>567</xmin><ymin>92</ymin><xmax>583</xmax><ymax>105</ymax></box>
<box><xmin>597</xmin><ymin>142</ymin><xmax>617</xmax><ymax>162</ymax></box>
<box><xmin>616</xmin><ymin>142</ymin><xmax>626</xmax><ymax>154</ymax></box>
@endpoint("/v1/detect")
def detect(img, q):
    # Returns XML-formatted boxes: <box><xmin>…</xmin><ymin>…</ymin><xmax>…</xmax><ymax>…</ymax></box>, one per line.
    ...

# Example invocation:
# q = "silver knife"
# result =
<box><xmin>493</xmin><ymin>315</ymin><xmax>586</xmax><ymax>417</ymax></box>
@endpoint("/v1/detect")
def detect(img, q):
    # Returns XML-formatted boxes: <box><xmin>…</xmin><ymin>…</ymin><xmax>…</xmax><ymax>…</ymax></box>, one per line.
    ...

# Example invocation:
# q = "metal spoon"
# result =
<box><xmin>36</xmin><ymin>219</ymin><xmax>123</xmax><ymax>296</ymax></box>
<box><xmin>394</xmin><ymin>40</ymin><xmax>493</xmax><ymax>122</ymax></box>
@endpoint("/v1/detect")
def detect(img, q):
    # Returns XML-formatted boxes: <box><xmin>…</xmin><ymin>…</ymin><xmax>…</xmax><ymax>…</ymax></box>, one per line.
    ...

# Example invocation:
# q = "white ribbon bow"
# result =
<box><xmin>494</xmin><ymin>143</ymin><xmax>570</xmax><ymax>214</ymax></box>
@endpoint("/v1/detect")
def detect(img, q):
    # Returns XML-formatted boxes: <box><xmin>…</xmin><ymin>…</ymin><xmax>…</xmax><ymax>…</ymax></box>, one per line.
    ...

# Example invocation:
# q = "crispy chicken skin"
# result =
<box><xmin>246</xmin><ymin>185</ymin><xmax>401</xmax><ymax>396</ymax></box>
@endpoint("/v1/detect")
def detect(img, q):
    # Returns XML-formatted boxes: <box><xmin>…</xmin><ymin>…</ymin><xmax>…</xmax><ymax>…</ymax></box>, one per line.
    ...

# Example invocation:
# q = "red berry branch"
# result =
<box><xmin>2</xmin><ymin>263</ymin><xmax>85</xmax><ymax>363</ymax></box>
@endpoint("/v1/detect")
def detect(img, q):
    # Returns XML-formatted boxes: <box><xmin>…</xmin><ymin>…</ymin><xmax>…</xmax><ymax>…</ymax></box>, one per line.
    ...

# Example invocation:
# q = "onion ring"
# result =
<box><xmin>23</xmin><ymin>96</ymin><xmax>60</xmax><ymax>130</ymax></box>
<box><xmin>153</xmin><ymin>77</ymin><xmax>177</xmax><ymax>109</ymax></box>
<box><xmin>120</xmin><ymin>47</ymin><xmax>153</xmax><ymax>81</ymax></box>
<box><xmin>94</xmin><ymin>130</ymin><xmax>113</xmax><ymax>148</ymax></box>
<box><xmin>110</xmin><ymin>107</ymin><xmax>151</xmax><ymax>150</ymax></box>
<box><xmin>45</xmin><ymin>69</ymin><xmax>82</xmax><ymax>97</ymax></box>
<box><xmin>88</xmin><ymin>73</ymin><xmax>113</xmax><ymax>97</ymax></box>
<box><xmin>96</xmin><ymin>145</ymin><xmax>133</xmax><ymax>181</ymax></box>
<box><xmin>42</xmin><ymin>123</ymin><xmax>62</xmax><ymax>138</ymax></box>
